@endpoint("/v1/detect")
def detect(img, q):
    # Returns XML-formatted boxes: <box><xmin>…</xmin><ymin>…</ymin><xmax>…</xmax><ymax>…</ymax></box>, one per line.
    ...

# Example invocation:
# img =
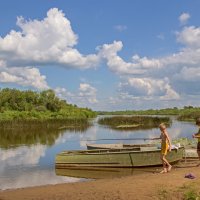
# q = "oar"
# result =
<box><xmin>85</xmin><ymin>138</ymin><xmax>159</xmax><ymax>141</ymax></box>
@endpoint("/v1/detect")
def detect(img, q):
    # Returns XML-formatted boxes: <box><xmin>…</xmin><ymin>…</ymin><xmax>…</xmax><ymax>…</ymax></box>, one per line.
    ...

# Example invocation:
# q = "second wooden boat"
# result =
<box><xmin>86</xmin><ymin>143</ymin><xmax>156</xmax><ymax>150</ymax></box>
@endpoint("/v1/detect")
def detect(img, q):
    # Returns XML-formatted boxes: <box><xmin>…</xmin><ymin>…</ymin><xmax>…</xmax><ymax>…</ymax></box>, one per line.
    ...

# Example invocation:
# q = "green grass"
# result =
<box><xmin>158</xmin><ymin>184</ymin><xmax>200</xmax><ymax>200</ymax></box>
<box><xmin>181</xmin><ymin>184</ymin><xmax>200</xmax><ymax>200</ymax></box>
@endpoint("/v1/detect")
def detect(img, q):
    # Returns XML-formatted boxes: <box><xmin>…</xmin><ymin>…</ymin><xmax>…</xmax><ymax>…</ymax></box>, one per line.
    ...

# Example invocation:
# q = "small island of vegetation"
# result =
<box><xmin>98</xmin><ymin>116</ymin><xmax>171</xmax><ymax>130</ymax></box>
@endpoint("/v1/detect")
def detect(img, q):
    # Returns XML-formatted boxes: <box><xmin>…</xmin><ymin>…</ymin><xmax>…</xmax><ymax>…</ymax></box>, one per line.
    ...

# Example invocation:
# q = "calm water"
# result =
<box><xmin>0</xmin><ymin>116</ymin><xmax>197</xmax><ymax>190</ymax></box>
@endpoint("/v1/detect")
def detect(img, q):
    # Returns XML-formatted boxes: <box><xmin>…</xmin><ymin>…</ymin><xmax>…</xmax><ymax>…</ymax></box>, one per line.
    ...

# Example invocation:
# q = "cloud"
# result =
<box><xmin>119</xmin><ymin>78</ymin><xmax>180</xmax><ymax>100</ymax></box>
<box><xmin>54</xmin><ymin>83</ymin><xmax>98</xmax><ymax>106</ymax></box>
<box><xmin>79</xmin><ymin>83</ymin><xmax>98</xmax><ymax>104</ymax></box>
<box><xmin>0</xmin><ymin>8</ymin><xmax>100</xmax><ymax>69</ymax></box>
<box><xmin>54</xmin><ymin>87</ymin><xmax>74</xmax><ymax>100</ymax></box>
<box><xmin>98</xmin><ymin>39</ymin><xmax>200</xmax><ymax>77</ymax></box>
<box><xmin>179</xmin><ymin>12</ymin><xmax>190</xmax><ymax>25</ymax></box>
<box><xmin>176</xmin><ymin>26</ymin><xmax>200</xmax><ymax>49</ymax></box>
<box><xmin>114</xmin><ymin>25</ymin><xmax>127</xmax><ymax>32</ymax></box>
<box><xmin>98</xmin><ymin>41</ymin><xmax>162</xmax><ymax>75</ymax></box>
<box><xmin>0</xmin><ymin>65</ymin><xmax>49</xmax><ymax>89</ymax></box>
<box><xmin>174</xmin><ymin>66</ymin><xmax>200</xmax><ymax>81</ymax></box>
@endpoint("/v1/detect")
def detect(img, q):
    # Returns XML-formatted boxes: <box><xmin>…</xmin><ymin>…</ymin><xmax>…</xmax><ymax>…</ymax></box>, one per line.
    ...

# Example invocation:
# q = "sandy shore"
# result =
<box><xmin>0</xmin><ymin>167</ymin><xmax>200</xmax><ymax>200</ymax></box>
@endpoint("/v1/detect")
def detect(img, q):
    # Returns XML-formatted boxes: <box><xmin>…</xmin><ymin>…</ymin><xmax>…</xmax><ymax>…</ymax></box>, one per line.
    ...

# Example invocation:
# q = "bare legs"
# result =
<box><xmin>160</xmin><ymin>154</ymin><xmax>172</xmax><ymax>173</ymax></box>
<box><xmin>197</xmin><ymin>150</ymin><xmax>200</xmax><ymax>166</ymax></box>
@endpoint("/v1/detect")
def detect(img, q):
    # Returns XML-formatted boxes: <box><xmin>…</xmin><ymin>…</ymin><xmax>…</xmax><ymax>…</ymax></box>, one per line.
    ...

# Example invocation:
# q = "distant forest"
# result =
<box><xmin>98</xmin><ymin>106</ymin><xmax>200</xmax><ymax>121</ymax></box>
<box><xmin>0</xmin><ymin>88</ymin><xmax>96</xmax><ymax>121</ymax></box>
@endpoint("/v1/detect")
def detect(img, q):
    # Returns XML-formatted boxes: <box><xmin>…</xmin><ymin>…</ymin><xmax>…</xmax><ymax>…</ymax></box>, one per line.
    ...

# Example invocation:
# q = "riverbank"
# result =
<box><xmin>1</xmin><ymin>166</ymin><xmax>200</xmax><ymax>200</ymax></box>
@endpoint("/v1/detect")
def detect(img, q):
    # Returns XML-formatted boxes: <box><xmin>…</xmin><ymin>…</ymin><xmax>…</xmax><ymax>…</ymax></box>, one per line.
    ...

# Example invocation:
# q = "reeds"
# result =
<box><xmin>0</xmin><ymin>118</ymin><xmax>91</xmax><ymax>129</ymax></box>
<box><xmin>98</xmin><ymin>116</ymin><xmax>171</xmax><ymax>130</ymax></box>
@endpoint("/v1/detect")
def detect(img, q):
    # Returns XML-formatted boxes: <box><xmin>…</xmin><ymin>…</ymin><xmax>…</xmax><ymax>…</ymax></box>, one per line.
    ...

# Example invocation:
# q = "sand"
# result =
<box><xmin>0</xmin><ymin>167</ymin><xmax>200</xmax><ymax>200</ymax></box>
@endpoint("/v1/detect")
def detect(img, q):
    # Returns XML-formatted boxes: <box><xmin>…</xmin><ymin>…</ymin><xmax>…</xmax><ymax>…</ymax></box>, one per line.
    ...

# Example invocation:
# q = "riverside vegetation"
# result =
<box><xmin>0</xmin><ymin>88</ymin><xmax>96</xmax><ymax>129</ymax></box>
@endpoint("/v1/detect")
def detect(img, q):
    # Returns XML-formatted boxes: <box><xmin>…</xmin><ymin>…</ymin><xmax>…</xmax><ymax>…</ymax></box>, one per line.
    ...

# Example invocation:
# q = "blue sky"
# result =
<box><xmin>0</xmin><ymin>0</ymin><xmax>200</xmax><ymax>111</ymax></box>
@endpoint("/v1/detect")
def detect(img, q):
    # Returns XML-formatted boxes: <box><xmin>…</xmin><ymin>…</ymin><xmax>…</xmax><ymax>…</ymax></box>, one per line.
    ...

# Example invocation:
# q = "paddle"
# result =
<box><xmin>85</xmin><ymin>138</ymin><xmax>160</xmax><ymax>141</ymax></box>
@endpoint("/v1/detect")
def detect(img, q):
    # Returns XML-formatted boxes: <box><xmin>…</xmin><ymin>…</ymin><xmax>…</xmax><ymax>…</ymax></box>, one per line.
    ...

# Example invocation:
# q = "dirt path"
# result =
<box><xmin>0</xmin><ymin>167</ymin><xmax>200</xmax><ymax>200</ymax></box>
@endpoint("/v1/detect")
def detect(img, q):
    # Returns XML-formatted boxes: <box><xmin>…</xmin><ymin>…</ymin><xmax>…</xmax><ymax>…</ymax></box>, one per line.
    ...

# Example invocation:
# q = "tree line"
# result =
<box><xmin>0</xmin><ymin>88</ymin><xmax>96</xmax><ymax>120</ymax></box>
<box><xmin>97</xmin><ymin>106</ymin><xmax>200</xmax><ymax>121</ymax></box>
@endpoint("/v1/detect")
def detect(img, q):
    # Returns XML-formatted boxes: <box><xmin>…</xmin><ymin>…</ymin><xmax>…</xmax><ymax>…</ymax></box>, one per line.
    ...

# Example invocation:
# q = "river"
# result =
<box><xmin>0</xmin><ymin>116</ymin><xmax>197</xmax><ymax>190</ymax></box>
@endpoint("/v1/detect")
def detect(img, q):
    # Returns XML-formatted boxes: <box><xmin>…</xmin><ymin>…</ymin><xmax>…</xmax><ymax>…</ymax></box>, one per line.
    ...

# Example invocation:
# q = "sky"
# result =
<box><xmin>0</xmin><ymin>0</ymin><xmax>200</xmax><ymax>111</ymax></box>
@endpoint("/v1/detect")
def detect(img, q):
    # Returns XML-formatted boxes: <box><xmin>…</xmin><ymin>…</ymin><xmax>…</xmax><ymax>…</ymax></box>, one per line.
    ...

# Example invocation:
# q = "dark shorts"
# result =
<box><xmin>197</xmin><ymin>142</ymin><xmax>200</xmax><ymax>151</ymax></box>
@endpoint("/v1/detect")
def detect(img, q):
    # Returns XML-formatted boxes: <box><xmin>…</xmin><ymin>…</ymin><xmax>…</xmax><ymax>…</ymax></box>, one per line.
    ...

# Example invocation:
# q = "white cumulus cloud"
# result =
<box><xmin>0</xmin><ymin>8</ymin><xmax>99</xmax><ymax>69</ymax></box>
<box><xmin>119</xmin><ymin>78</ymin><xmax>180</xmax><ymax>100</ymax></box>
<box><xmin>79</xmin><ymin>83</ymin><xmax>98</xmax><ymax>104</ymax></box>
<box><xmin>54</xmin><ymin>83</ymin><xmax>98</xmax><ymax>106</ymax></box>
<box><xmin>98</xmin><ymin>41</ymin><xmax>162</xmax><ymax>75</ymax></box>
<box><xmin>0</xmin><ymin>65</ymin><xmax>49</xmax><ymax>90</ymax></box>
<box><xmin>176</xmin><ymin>26</ymin><xmax>200</xmax><ymax>49</ymax></box>
<box><xmin>179</xmin><ymin>12</ymin><xmax>190</xmax><ymax>25</ymax></box>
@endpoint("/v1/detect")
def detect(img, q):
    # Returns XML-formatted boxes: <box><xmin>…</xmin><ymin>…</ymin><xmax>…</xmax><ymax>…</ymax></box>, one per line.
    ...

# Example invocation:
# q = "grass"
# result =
<box><xmin>158</xmin><ymin>183</ymin><xmax>200</xmax><ymax>200</ymax></box>
<box><xmin>181</xmin><ymin>184</ymin><xmax>200</xmax><ymax>200</ymax></box>
<box><xmin>158</xmin><ymin>188</ymin><xmax>169</xmax><ymax>200</ymax></box>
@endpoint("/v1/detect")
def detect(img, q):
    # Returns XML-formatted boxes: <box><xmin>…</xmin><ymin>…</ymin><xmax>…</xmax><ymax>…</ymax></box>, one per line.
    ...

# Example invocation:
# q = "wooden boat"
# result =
<box><xmin>55</xmin><ymin>145</ymin><xmax>184</xmax><ymax>168</ymax></box>
<box><xmin>86</xmin><ymin>143</ymin><xmax>156</xmax><ymax>150</ymax></box>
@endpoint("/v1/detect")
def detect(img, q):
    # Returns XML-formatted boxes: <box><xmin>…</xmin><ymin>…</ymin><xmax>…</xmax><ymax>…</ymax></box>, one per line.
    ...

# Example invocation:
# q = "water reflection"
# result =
<box><xmin>0</xmin><ymin>125</ymin><xmax>90</xmax><ymax>149</ymax></box>
<box><xmin>0</xmin><ymin>144</ymin><xmax>46</xmax><ymax>167</ymax></box>
<box><xmin>0</xmin><ymin>168</ymin><xmax>84</xmax><ymax>190</ymax></box>
<box><xmin>55</xmin><ymin>167</ymin><xmax>158</xmax><ymax>179</ymax></box>
<box><xmin>0</xmin><ymin>116</ymin><xmax>198</xmax><ymax>190</ymax></box>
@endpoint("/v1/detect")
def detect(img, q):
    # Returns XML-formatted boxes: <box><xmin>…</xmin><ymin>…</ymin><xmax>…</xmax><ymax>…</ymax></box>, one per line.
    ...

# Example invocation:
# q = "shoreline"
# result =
<box><xmin>1</xmin><ymin>166</ymin><xmax>200</xmax><ymax>200</ymax></box>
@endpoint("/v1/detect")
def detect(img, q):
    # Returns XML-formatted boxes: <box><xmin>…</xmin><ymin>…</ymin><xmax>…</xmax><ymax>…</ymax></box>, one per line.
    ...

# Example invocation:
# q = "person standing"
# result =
<box><xmin>192</xmin><ymin>118</ymin><xmax>200</xmax><ymax>166</ymax></box>
<box><xmin>154</xmin><ymin>123</ymin><xmax>172</xmax><ymax>173</ymax></box>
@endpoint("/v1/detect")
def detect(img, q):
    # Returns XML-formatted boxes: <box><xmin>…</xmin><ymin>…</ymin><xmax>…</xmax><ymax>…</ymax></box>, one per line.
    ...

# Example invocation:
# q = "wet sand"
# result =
<box><xmin>0</xmin><ymin>167</ymin><xmax>200</xmax><ymax>200</ymax></box>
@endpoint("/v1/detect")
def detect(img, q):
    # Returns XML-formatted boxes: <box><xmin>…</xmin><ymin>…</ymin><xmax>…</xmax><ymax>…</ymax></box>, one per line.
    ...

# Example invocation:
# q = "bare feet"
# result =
<box><xmin>167</xmin><ymin>165</ymin><xmax>172</xmax><ymax>172</ymax></box>
<box><xmin>160</xmin><ymin>168</ymin><xmax>167</xmax><ymax>173</ymax></box>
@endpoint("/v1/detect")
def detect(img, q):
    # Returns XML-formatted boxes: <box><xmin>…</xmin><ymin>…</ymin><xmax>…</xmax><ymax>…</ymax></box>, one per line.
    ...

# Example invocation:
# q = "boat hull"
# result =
<box><xmin>55</xmin><ymin>147</ymin><xmax>184</xmax><ymax>168</ymax></box>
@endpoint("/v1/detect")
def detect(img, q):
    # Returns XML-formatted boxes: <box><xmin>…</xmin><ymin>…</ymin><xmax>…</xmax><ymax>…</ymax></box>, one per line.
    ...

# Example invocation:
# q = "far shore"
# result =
<box><xmin>1</xmin><ymin>166</ymin><xmax>200</xmax><ymax>200</ymax></box>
